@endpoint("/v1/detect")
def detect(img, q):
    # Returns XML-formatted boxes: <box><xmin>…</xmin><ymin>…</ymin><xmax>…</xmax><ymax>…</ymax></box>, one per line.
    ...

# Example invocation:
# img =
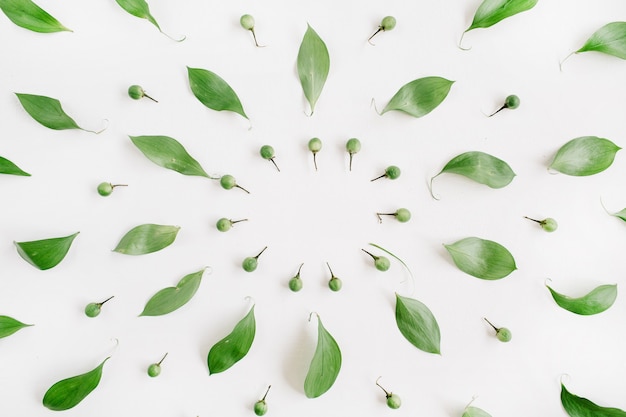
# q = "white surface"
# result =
<box><xmin>2</xmin><ymin>0</ymin><xmax>626</xmax><ymax>416</ymax></box>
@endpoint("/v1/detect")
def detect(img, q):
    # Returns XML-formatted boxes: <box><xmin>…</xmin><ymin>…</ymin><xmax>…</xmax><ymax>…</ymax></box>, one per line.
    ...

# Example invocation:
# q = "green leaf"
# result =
<box><xmin>207</xmin><ymin>305</ymin><xmax>256</xmax><ymax>374</ymax></box>
<box><xmin>0</xmin><ymin>315</ymin><xmax>33</xmax><ymax>339</ymax></box>
<box><xmin>0</xmin><ymin>0</ymin><xmax>70</xmax><ymax>33</ymax></box>
<box><xmin>113</xmin><ymin>224</ymin><xmax>179</xmax><ymax>255</ymax></box>
<box><xmin>140</xmin><ymin>269</ymin><xmax>205</xmax><ymax>317</ymax></box>
<box><xmin>14</xmin><ymin>232</ymin><xmax>79</xmax><ymax>270</ymax></box>
<box><xmin>129</xmin><ymin>135</ymin><xmax>209</xmax><ymax>178</ymax></box>
<box><xmin>444</xmin><ymin>237</ymin><xmax>516</xmax><ymax>280</ymax></box>
<box><xmin>609</xmin><ymin>208</ymin><xmax>626</xmax><ymax>222</ymax></box>
<box><xmin>466</xmin><ymin>0</ymin><xmax>538</xmax><ymax>32</ymax></box>
<box><xmin>547</xmin><ymin>283</ymin><xmax>617</xmax><ymax>316</ymax></box>
<box><xmin>549</xmin><ymin>136</ymin><xmax>620</xmax><ymax>176</ymax></box>
<box><xmin>0</xmin><ymin>156</ymin><xmax>30</xmax><ymax>176</ymax></box>
<box><xmin>395</xmin><ymin>294</ymin><xmax>441</xmax><ymax>355</ymax></box>
<box><xmin>114</xmin><ymin>0</ymin><xmax>160</xmax><ymax>30</ymax></box>
<box><xmin>297</xmin><ymin>24</ymin><xmax>330</xmax><ymax>115</ymax></box>
<box><xmin>187</xmin><ymin>67</ymin><xmax>248</xmax><ymax>119</ymax></box>
<box><xmin>304</xmin><ymin>314</ymin><xmax>341</xmax><ymax>398</ymax></box>
<box><xmin>15</xmin><ymin>93</ymin><xmax>101</xmax><ymax>133</ymax></box>
<box><xmin>576</xmin><ymin>22</ymin><xmax>626</xmax><ymax>60</ymax></box>
<box><xmin>43</xmin><ymin>358</ymin><xmax>109</xmax><ymax>411</ymax></box>
<box><xmin>463</xmin><ymin>406</ymin><xmax>493</xmax><ymax>417</ymax></box>
<box><xmin>561</xmin><ymin>383</ymin><xmax>626</xmax><ymax>417</ymax></box>
<box><xmin>381</xmin><ymin>76</ymin><xmax>454</xmax><ymax>118</ymax></box>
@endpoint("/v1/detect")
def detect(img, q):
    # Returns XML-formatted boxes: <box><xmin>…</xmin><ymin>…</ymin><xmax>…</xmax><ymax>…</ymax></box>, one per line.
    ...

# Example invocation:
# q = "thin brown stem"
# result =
<box><xmin>143</xmin><ymin>93</ymin><xmax>158</xmax><ymax>103</ymax></box>
<box><xmin>231</xmin><ymin>219</ymin><xmax>249</xmax><ymax>225</ymax></box>
<box><xmin>255</xmin><ymin>246</ymin><xmax>268</xmax><ymax>259</ymax></box>
<box><xmin>157</xmin><ymin>352</ymin><xmax>168</xmax><ymax>366</ymax></box>
<box><xmin>99</xmin><ymin>295</ymin><xmax>115</xmax><ymax>306</ymax></box>
<box><xmin>250</xmin><ymin>28</ymin><xmax>266</xmax><ymax>47</ymax></box>
<box><xmin>361</xmin><ymin>248</ymin><xmax>376</xmax><ymax>260</ymax></box>
<box><xmin>313</xmin><ymin>153</ymin><xmax>318</xmax><ymax>171</ymax></box>
<box><xmin>349</xmin><ymin>153</ymin><xmax>354</xmax><ymax>171</ymax></box>
<box><xmin>269</xmin><ymin>158</ymin><xmax>280</xmax><ymax>172</ymax></box>
<box><xmin>483</xmin><ymin>317</ymin><xmax>498</xmax><ymax>332</ymax></box>
<box><xmin>111</xmin><ymin>184</ymin><xmax>128</xmax><ymax>189</ymax></box>
<box><xmin>296</xmin><ymin>263</ymin><xmax>304</xmax><ymax>276</ymax></box>
<box><xmin>371</xmin><ymin>174</ymin><xmax>386</xmax><ymax>182</ymax></box>
<box><xmin>368</xmin><ymin>27</ymin><xmax>382</xmax><ymax>45</ymax></box>
<box><xmin>326</xmin><ymin>262</ymin><xmax>335</xmax><ymax>277</ymax></box>
<box><xmin>524</xmin><ymin>216</ymin><xmax>541</xmax><ymax>224</ymax></box>
<box><xmin>375</xmin><ymin>376</ymin><xmax>391</xmax><ymax>397</ymax></box>
<box><xmin>261</xmin><ymin>385</ymin><xmax>271</xmax><ymax>401</ymax></box>
<box><xmin>235</xmin><ymin>184</ymin><xmax>250</xmax><ymax>194</ymax></box>
<box><xmin>488</xmin><ymin>105</ymin><xmax>506</xmax><ymax>117</ymax></box>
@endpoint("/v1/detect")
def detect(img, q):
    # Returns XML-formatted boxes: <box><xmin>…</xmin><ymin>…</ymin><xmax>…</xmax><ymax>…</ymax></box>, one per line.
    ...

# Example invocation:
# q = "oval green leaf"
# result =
<box><xmin>561</xmin><ymin>383</ymin><xmax>626</xmax><ymax>417</ymax></box>
<box><xmin>0</xmin><ymin>315</ymin><xmax>33</xmax><ymax>339</ymax></box>
<box><xmin>14</xmin><ymin>232</ymin><xmax>79</xmax><ymax>270</ymax></box>
<box><xmin>547</xmin><ymin>283</ymin><xmax>617</xmax><ymax>316</ymax></box>
<box><xmin>129</xmin><ymin>135</ymin><xmax>209</xmax><ymax>178</ymax></box>
<box><xmin>187</xmin><ymin>66</ymin><xmax>248</xmax><ymax>119</ymax></box>
<box><xmin>297</xmin><ymin>24</ymin><xmax>330</xmax><ymax>115</ymax></box>
<box><xmin>0</xmin><ymin>156</ymin><xmax>30</xmax><ymax>176</ymax></box>
<box><xmin>444</xmin><ymin>237</ymin><xmax>516</xmax><ymax>280</ymax></box>
<box><xmin>115</xmin><ymin>0</ymin><xmax>160</xmax><ymax>30</ymax></box>
<box><xmin>395</xmin><ymin>294</ymin><xmax>441</xmax><ymax>355</ymax></box>
<box><xmin>381</xmin><ymin>76</ymin><xmax>454</xmax><ymax>118</ymax></box>
<box><xmin>549</xmin><ymin>136</ymin><xmax>620</xmax><ymax>176</ymax></box>
<box><xmin>463</xmin><ymin>406</ymin><xmax>492</xmax><ymax>417</ymax></box>
<box><xmin>207</xmin><ymin>305</ymin><xmax>256</xmax><ymax>375</ymax></box>
<box><xmin>0</xmin><ymin>0</ymin><xmax>70</xmax><ymax>33</ymax></box>
<box><xmin>140</xmin><ymin>268</ymin><xmax>205</xmax><ymax>317</ymax></box>
<box><xmin>43</xmin><ymin>358</ymin><xmax>109</xmax><ymax>411</ymax></box>
<box><xmin>113</xmin><ymin>224</ymin><xmax>179</xmax><ymax>255</ymax></box>
<box><xmin>466</xmin><ymin>0</ymin><xmax>538</xmax><ymax>32</ymax></box>
<box><xmin>15</xmin><ymin>93</ymin><xmax>102</xmax><ymax>133</ymax></box>
<box><xmin>304</xmin><ymin>314</ymin><xmax>341</xmax><ymax>398</ymax></box>
<box><xmin>576</xmin><ymin>22</ymin><xmax>626</xmax><ymax>60</ymax></box>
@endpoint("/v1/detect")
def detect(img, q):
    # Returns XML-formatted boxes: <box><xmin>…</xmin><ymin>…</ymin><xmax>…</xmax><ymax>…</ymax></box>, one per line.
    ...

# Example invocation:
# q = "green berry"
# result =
<box><xmin>376</xmin><ymin>208</ymin><xmax>411</xmax><ymax>223</ymax></box>
<box><xmin>346</xmin><ymin>138</ymin><xmax>361</xmax><ymax>171</ymax></box>
<box><xmin>243</xmin><ymin>246</ymin><xmax>267</xmax><ymax>272</ymax></box>
<box><xmin>525</xmin><ymin>216</ymin><xmax>558</xmax><ymax>232</ymax></box>
<box><xmin>147</xmin><ymin>353</ymin><xmax>168</xmax><ymax>377</ymax></box>
<box><xmin>505</xmin><ymin>94</ymin><xmax>520</xmax><ymax>109</ymax></box>
<box><xmin>254</xmin><ymin>386</ymin><xmax>271</xmax><ymax>416</ymax></box>
<box><xmin>371</xmin><ymin>165</ymin><xmax>401</xmax><ymax>181</ymax></box>
<box><xmin>260</xmin><ymin>145</ymin><xmax>280</xmax><ymax>171</ymax></box>
<box><xmin>240</xmin><ymin>14</ymin><xmax>255</xmax><ymax>30</ymax></box>
<box><xmin>84</xmin><ymin>296</ymin><xmax>114</xmax><ymax>318</ymax></box>
<box><xmin>368</xmin><ymin>16</ymin><xmax>396</xmax><ymax>44</ymax></box>
<box><xmin>128</xmin><ymin>85</ymin><xmax>157</xmax><ymax>102</ymax></box>
<box><xmin>97</xmin><ymin>182</ymin><xmax>127</xmax><ymax>197</ymax></box>
<box><xmin>326</xmin><ymin>263</ymin><xmax>342</xmax><ymax>291</ymax></box>
<box><xmin>216</xmin><ymin>218</ymin><xmax>248</xmax><ymax>232</ymax></box>
<box><xmin>288</xmin><ymin>263</ymin><xmax>304</xmax><ymax>292</ymax></box>
<box><xmin>220</xmin><ymin>175</ymin><xmax>250</xmax><ymax>193</ymax></box>
<box><xmin>376</xmin><ymin>377</ymin><xmax>401</xmax><ymax>409</ymax></box>
<box><xmin>362</xmin><ymin>249</ymin><xmax>390</xmax><ymax>272</ymax></box>
<box><xmin>484</xmin><ymin>318</ymin><xmax>511</xmax><ymax>343</ymax></box>
<box><xmin>308</xmin><ymin>138</ymin><xmax>322</xmax><ymax>170</ymax></box>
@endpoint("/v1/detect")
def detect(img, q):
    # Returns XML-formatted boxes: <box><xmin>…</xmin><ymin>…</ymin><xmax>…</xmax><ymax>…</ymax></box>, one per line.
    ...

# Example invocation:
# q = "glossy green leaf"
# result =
<box><xmin>547</xmin><ymin>283</ymin><xmax>617</xmax><ymax>315</ymax></box>
<box><xmin>0</xmin><ymin>315</ymin><xmax>33</xmax><ymax>339</ymax></box>
<box><xmin>43</xmin><ymin>358</ymin><xmax>109</xmax><ymax>411</ymax></box>
<box><xmin>304</xmin><ymin>314</ymin><xmax>341</xmax><ymax>398</ymax></box>
<box><xmin>114</xmin><ymin>0</ymin><xmax>159</xmax><ymax>30</ymax></box>
<box><xmin>463</xmin><ymin>406</ymin><xmax>492</xmax><ymax>417</ymax></box>
<box><xmin>465</xmin><ymin>0</ymin><xmax>538</xmax><ymax>32</ymax></box>
<box><xmin>576</xmin><ymin>22</ymin><xmax>626</xmax><ymax>60</ymax></box>
<box><xmin>187</xmin><ymin>67</ymin><xmax>248</xmax><ymax>119</ymax></box>
<box><xmin>140</xmin><ymin>268</ymin><xmax>205</xmax><ymax>316</ymax></box>
<box><xmin>15</xmin><ymin>93</ymin><xmax>102</xmax><ymax>133</ymax></box>
<box><xmin>14</xmin><ymin>232</ymin><xmax>79</xmax><ymax>270</ymax></box>
<box><xmin>113</xmin><ymin>224</ymin><xmax>179</xmax><ymax>255</ymax></box>
<box><xmin>297</xmin><ymin>24</ymin><xmax>330</xmax><ymax>115</ymax></box>
<box><xmin>561</xmin><ymin>383</ymin><xmax>626</xmax><ymax>417</ymax></box>
<box><xmin>207</xmin><ymin>305</ymin><xmax>256</xmax><ymax>374</ymax></box>
<box><xmin>395</xmin><ymin>294</ymin><xmax>441</xmax><ymax>355</ymax></box>
<box><xmin>549</xmin><ymin>136</ymin><xmax>620</xmax><ymax>176</ymax></box>
<box><xmin>0</xmin><ymin>0</ymin><xmax>70</xmax><ymax>33</ymax></box>
<box><xmin>381</xmin><ymin>76</ymin><xmax>454</xmax><ymax>118</ymax></box>
<box><xmin>0</xmin><ymin>156</ymin><xmax>30</xmax><ymax>176</ymax></box>
<box><xmin>444</xmin><ymin>237</ymin><xmax>516</xmax><ymax>280</ymax></box>
<box><xmin>129</xmin><ymin>135</ymin><xmax>209</xmax><ymax>178</ymax></box>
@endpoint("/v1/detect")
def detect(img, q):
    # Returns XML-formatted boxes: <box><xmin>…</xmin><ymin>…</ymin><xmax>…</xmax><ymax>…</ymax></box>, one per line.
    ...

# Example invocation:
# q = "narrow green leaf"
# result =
<box><xmin>369</xmin><ymin>243</ymin><xmax>413</xmax><ymax>279</ymax></box>
<box><xmin>0</xmin><ymin>156</ymin><xmax>30</xmax><ymax>176</ymax></box>
<box><xmin>0</xmin><ymin>0</ymin><xmax>70</xmax><ymax>33</ymax></box>
<box><xmin>14</xmin><ymin>232</ymin><xmax>79</xmax><ymax>270</ymax></box>
<box><xmin>444</xmin><ymin>237</ymin><xmax>516</xmax><ymax>280</ymax></box>
<box><xmin>207</xmin><ymin>305</ymin><xmax>256</xmax><ymax>374</ymax></box>
<box><xmin>466</xmin><ymin>0</ymin><xmax>538</xmax><ymax>32</ymax></box>
<box><xmin>0</xmin><ymin>315</ymin><xmax>33</xmax><ymax>339</ymax></box>
<box><xmin>304</xmin><ymin>314</ymin><xmax>341</xmax><ymax>398</ymax></box>
<box><xmin>609</xmin><ymin>208</ymin><xmax>626</xmax><ymax>222</ymax></box>
<box><xmin>576</xmin><ymin>22</ymin><xmax>626</xmax><ymax>60</ymax></box>
<box><xmin>561</xmin><ymin>383</ymin><xmax>626</xmax><ymax>417</ymax></box>
<box><xmin>547</xmin><ymin>283</ymin><xmax>617</xmax><ymax>315</ymax></box>
<box><xmin>140</xmin><ymin>269</ymin><xmax>205</xmax><ymax>316</ymax></box>
<box><xmin>15</xmin><ymin>93</ymin><xmax>102</xmax><ymax>133</ymax></box>
<box><xmin>549</xmin><ymin>136</ymin><xmax>620</xmax><ymax>176</ymax></box>
<box><xmin>43</xmin><ymin>358</ymin><xmax>109</xmax><ymax>411</ymax></box>
<box><xmin>187</xmin><ymin>67</ymin><xmax>248</xmax><ymax>119</ymax></box>
<box><xmin>113</xmin><ymin>224</ymin><xmax>179</xmax><ymax>255</ymax></box>
<box><xmin>129</xmin><ymin>135</ymin><xmax>209</xmax><ymax>178</ymax></box>
<box><xmin>381</xmin><ymin>76</ymin><xmax>454</xmax><ymax>118</ymax></box>
<box><xmin>114</xmin><ymin>0</ymin><xmax>160</xmax><ymax>30</ymax></box>
<box><xmin>395</xmin><ymin>294</ymin><xmax>441</xmax><ymax>355</ymax></box>
<box><xmin>463</xmin><ymin>406</ymin><xmax>492</xmax><ymax>417</ymax></box>
<box><xmin>297</xmin><ymin>24</ymin><xmax>330</xmax><ymax>115</ymax></box>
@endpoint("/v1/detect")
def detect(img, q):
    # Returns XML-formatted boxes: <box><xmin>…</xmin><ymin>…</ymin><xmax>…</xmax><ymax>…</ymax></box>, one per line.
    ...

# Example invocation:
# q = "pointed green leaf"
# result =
<box><xmin>382</xmin><ymin>76</ymin><xmax>454</xmax><ymax>118</ymax></box>
<box><xmin>129</xmin><ymin>135</ymin><xmax>209</xmax><ymax>178</ymax></box>
<box><xmin>15</xmin><ymin>93</ymin><xmax>101</xmax><ymax>133</ymax></box>
<box><xmin>0</xmin><ymin>156</ymin><xmax>30</xmax><ymax>176</ymax></box>
<box><xmin>140</xmin><ymin>269</ymin><xmax>205</xmax><ymax>316</ymax></box>
<box><xmin>463</xmin><ymin>406</ymin><xmax>492</xmax><ymax>417</ymax></box>
<box><xmin>114</xmin><ymin>0</ymin><xmax>160</xmax><ymax>30</ymax></box>
<box><xmin>466</xmin><ymin>0</ymin><xmax>538</xmax><ymax>32</ymax></box>
<box><xmin>0</xmin><ymin>315</ymin><xmax>33</xmax><ymax>339</ymax></box>
<box><xmin>609</xmin><ymin>208</ymin><xmax>626</xmax><ymax>222</ymax></box>
<box><xmin>113</xmin><ymin>224</ymin><xmax>179</xmax><ymax>255</ymax></box>
<box><xmin>14</xmin><ymin>232</ymin><xmax>79</xmax><ymax>270</ymax></box>
<box><xmin>549</xmin><ymin>136</ymin><xmax>620</xmax><ymax>176</ymax></box>
<box><xmin>561</xmin><ymin>383</ymin><xmax>626</xmax><ymax>417</ymax></box>
<box><xmin>444</xmin><ymin>237</ymin><xmax>516</xmax><ymax>280</ymax></box>
<box><xmin>207</xmin><ymin>305</ymin><xmax>256</xmax><ymax>374</ymax></box>
<box><xmin>304</xmin><ymin>314</ymin><xmax>341</xmax><ymax>398</ymax></box>
<box><xmin>547</xmin><ymin>283</ymin><xmax>617</xmax><ymax>316</ymax></box>
<box><xmin>43</xmin><ymin>358</ymin><xmax>109</xmax><ymax>411</ymax></box>
<box><xmin>395</xmin><ymin>294</ymin><xmax>441</xmax><ymax>355</ymax></box>
<box><xmin>297</xmin><ymin>24</ymin><xmax>330</xmax><ymax>115</ymax></box>
<box><xmin>576</xmin><ymin>22</ymin><xmax>626</xmax><ymax>60</ymax></box>
<box><xmin>187</xmin><ymin>67</ymin><xmax>247</xmax><ymax>119</ymax></box>
<box><xmin>432</xmin><ymin>151</ymin><xmax>515</xmax><ymax>193</ymax></box>
<box><xmin>0</xmin><ymin>0</ymin><xmax>70</xmax><ymax>33</ymax></box>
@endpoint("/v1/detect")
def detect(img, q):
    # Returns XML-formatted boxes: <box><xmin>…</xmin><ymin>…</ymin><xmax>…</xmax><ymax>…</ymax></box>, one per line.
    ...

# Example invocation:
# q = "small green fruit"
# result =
<box><xmin>376</xmin><ymin>377</ymin><xmax>401</xmax><ymax>409</ymax></box>
<box><xmin>371</xmin><ymin>165</ymin><xmax>401</xmax><ymax>181</ymax></box>
<box><xmin>253</xmin><ymin>385</ymin><xmax>271</xmax><ymax>416</ymax></box>
<box><xmin>489</xmin><ymin>94</ymin><xmax>520</xmax><ymax>116</ymax></box>
<box><xmin>308</xmin><ymin>138</ymin><xmax>322</xmax><ymax>170</ymax></box>
<box><xmin>148</xmin><ymin>353</ymin><xmax>168</xmax><ymax>377</ymax></box>
<box><xmin>484</xmin><ymin>318</ymin><xmax>512</xmax><ymax>343</ymax></box>
<box><xmin>525</xmin><ymin>216</ymin><xmax>558</xmax><ymax>232</ymax></box>
<box><xmin>368</xmin><ymin>16</ymin><xmax>396</xmax><ymax>44</ymax></box>
<box><xmin>260</xmin><ymin>145</ymin><xmax>280</xmax><ymax>171</ymax></box>
<box><xmin>97</xmin><ymin>182</ymin><xmax>127</xmax><ymax>196</ymax></box>
<box><xmin>240</xmin><ymin>14</ymin><xmax>263</xmax><ymax>47</ymax></box>
<box><xmin>84</xmin><ymin>296</ymin><xmax>114</xmax><ymax>318</ymax></box>
<box><xmin>376</xmin><ymin>208</ymin><xmax>411</xmax><ymax>223</ymax></box>
<box><xmin>128</xmin><ymin>85</ymin><xmax>157</xmax><ymax>102</ymax></box>
<box><xmin>346</xmin><ymin>138</ymin><xmax>361</xmax><ymax>171</ymax></box>
<box><xmin>289</xmin><ymin>263</ymin><xmax>304</xmax><ymax>292</ymax></box>
<box><xmin>326</xmin><ymin>263</ymin><xmax>342</xmax><ymax>291</ymax></box>
<box><xmin>243</xmin><ymin>246</ymin><xmax>267</xmax><ymax>272</ymax></box>
<box><xmin>362</xmin><ymin>249</ymin><xmax>390</xmax><ymax>272</ymax></box>
<box><xmin>216</xmin><ymin>218</ymin><xmax>248</xmax><ymax>232</ymax></box>
<box><xmin>220</xmin><ymin>175</ymin><xmax>250</xmax><ymax>193</ymax></box>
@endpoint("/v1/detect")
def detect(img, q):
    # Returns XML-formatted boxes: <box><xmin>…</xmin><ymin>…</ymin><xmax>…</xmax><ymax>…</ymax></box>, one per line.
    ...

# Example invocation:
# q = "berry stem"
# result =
<box><xmin>261</xmin><ymin>385</ymin><xmax>271</xmax><ymax>401</ymax></box>
<box><xmin>376</xmin><ymin>212</ymin><xmax>395</xmax><ymax>223</ymax></box>
<box><xmin>143</xmin><ymin>93</ymin><xmax>158</xmax><ymax>103</ymax></box>
<box><xmin>157</xmin><ymin>352</ymin><xmax>168</xmax><ymax>366</ymax></box>
<box><xmin>483</xmin><ymin>317</ymin><xmax>498</xmax><ymax>332</ymax></box>
<box><xmin>368</xmin><ymin>27</ymin><xmax>382</xmax><ymax>45</ymax></box>
<box><xmin>361</xmin><ymin>249</ymin><xmax>376</xmax><ymax>260</ymax></box>
<box><xmin>313</xmin><ymin>153</ymin><xmax>318</xmax><ymax>171</ymax></box>
<box><xmin>231</xmin><ymin>219</ymin><xmax>249</xmax><ymax>225</ymax></box>
<box><xmin>349</xmin><ymin>153</ymin><xmax>354</xmax><ymax>171</ymax></box>
<box><xmin>488</xmin><ymin>105</ymin><xmax>506</xmax><ymax>117</ymax></box>
<box><xmin>371</xmin><ymin>174</ymin><xmax>386</xmax><ymax>182</ymax></box>
<box><xmin>326</xmin><ymin>262</ymin><xmax>335</xmax><ymax>277</ymax></box>
<box><xmin>297</xmin><ymin>263</ymin><xmax>304</xmax><ymax>276</ymax></box>
<box><xmin>255</xmin><ymin>246</ymin><xmax>268</xmax><ymax>259</ymax></box>
<box><xmin>524</xmin><ymin>216</ymin><xmax>541</xmax><ymax>224</ymax></box>
<box><xmin>269</xmin><ymin>158</ymin><xmax>280</xmax><ymax>172</ymax></box>
<box><xmin>376</xmin><ymin>377</ymin><xmax>391</xmax><ymax>397</ymax></box>
<box><xmin>99</xmin><ymin>295</ymin><xmax>115</xmax><ymax>306</ymax></box>
<box><xmin>235</xmin><ymin>184</ymin><xmax>250</xmax><ymax>194</ymax></box>
<box><xmin>111</xmin><ymin>184</ymin><xmax>128</xmax><ymax>189</ymax></box>
<box><xmin>250</xmin><ymin>28</ymin><xmax>265</xmax><ymax>47</ymax></box>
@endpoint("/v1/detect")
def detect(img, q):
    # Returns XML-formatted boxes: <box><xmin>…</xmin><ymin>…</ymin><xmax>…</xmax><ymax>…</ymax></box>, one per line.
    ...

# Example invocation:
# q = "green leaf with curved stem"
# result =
<box><xmin>465</xmin><ymin>0</ymin><xmax>538</xmax><ymax>32</ymax></box>
<box><xmin>43</xmin><ymin>358</ymin><xmax>109</xmax><ymax>411</ymax></box>
<box><xmin>114</xmin><ymin>0</ymin><xmax>183</xmax><ymax>41</ymax></box>
<box><xmin>15</xmin><ymin>93</ymin><xmax>103</xmax><ymax>133</ymax></box>
<box><xmin>610</xmin><ymin>208</ymin><xmax>626</xmax><ymax>222</ymax></box>
<box><xmin>0</xmin><ymin>156</ymin><xmax>30</xmax><ymax>176</ymax></box>
<box><xmin>113</xmin><ymin>224</ymin><xmax>179</xmax><ymax>255</ymax></box>
<box><xmin>304</xmin><ymin>314</ymin><xmax>341</xmax><ymax>398</ymax></box>
<box><xmin>463</xmin><ymin>406</ymin><xmax>492</xmax><ymax>417</ymax></box>
<box><xmin>395</xmin><ymin>294</ymin><xmax>441</xmax><ymax>354</ymax></box>
<box><xmin>575</xmin><ymin>22</ymin><xmax>626</xmax><ymax>60</ymax></box>
<box><xmin>140</xmin><ymin>269</ymin><xmax>205</xmax><ymax>316</ymax></box>
<box><xmin>0</xmin><ymin>315</ymin><xmax>33</xmax><ymax>339</ymax></box>
<box><xmin>129</xmin><ymin>135</ymin><xmax>210</xmax><ymax>178</ymax></box>
<box><xmin>444</xmin><ymin>237</ymin><xmax>516</xmax><ymax>280</ymax></box>
<box><xmin>187</xmin><ymin>67</ymin><xmax>248</xmax><ymax>119</ymax></box>
<box><xmin>14</xmin><ymin>232</ymin><xmax>79</xmax><ymax>270</ymax></box>
<box><xmin>549</xmin><ymin>136</ymin><xmax>620</xmax><ymax>176</ymax></box>
<box><xmin>0</xmin><ymin>0</ymin><xmax>70</xmax><ymax>33</ymax></box>
<box><xmin>547</xmin><ymin>283</ymin><xmax>617</xmax><ymax>316</ymax></box>
<box><xmin>561</xmin><ymin>382</ymin><xmax>626</xmax><ymax>417</ymax></box>
<box><xmin>207</xmin><ymin>305</ymin><xmax>256</xmax><ymax>374</ymax></box>
<box><xmin>297</xmin><ymin>24</ymin><xmax>330</xmax><ymax>115</ymax></box>
<box><xmin>381</xmin><ymin>76</ymin><xmax>454</xmax><ymax>118</ymax></box>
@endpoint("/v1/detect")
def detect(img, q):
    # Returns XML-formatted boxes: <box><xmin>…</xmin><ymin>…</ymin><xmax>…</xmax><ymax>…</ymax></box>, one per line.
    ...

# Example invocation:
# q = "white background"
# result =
<box><xmin>1</xmin><ymin>0</ymin><xmax>626</xmax><ymax>416</ymax></box>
